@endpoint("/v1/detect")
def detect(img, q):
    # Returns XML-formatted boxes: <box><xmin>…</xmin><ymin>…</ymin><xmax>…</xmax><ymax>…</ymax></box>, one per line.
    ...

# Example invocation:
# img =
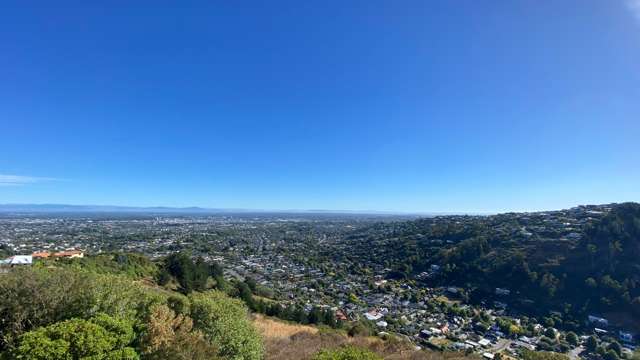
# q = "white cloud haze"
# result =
<box><xmin>628</xmin><ymin>0</ymin><xmax>640</xmax><ymax>21</ymax></box>
<box><xmin>0</xmin><ymin>174</ymin><xmax>59</xmax><ymax>186</ymax></box>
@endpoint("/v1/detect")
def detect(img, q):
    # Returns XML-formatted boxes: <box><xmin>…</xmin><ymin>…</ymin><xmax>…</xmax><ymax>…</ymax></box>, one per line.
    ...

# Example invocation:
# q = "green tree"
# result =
<box><xmin>607</xmin><ymin>341</ymin><xmax>622</xmax><ymax>357</ymax></box>
<box><xmin>0</xmin><ymin>268</ymin><xmax>163</xmax><ymax>349</ymax></box>
<box><xmin>89</xmin><ymin>314</ymin><xmax>135</xmax><ymax>349</ymax></box>
<box><xmin>266</xmin><ymin>303</ymin><xmax>282</xmax><ymax>317</ymax></box>
<box><xmin>13</xmin><ymin>317</ymin><xmax>138</xmax><ymax>360</ymax></box>
<box><xmin>348</xmin><ymin>323</ymin><xmax>370</xmax><ymax>337</ymax></box>
<box><xmin>104</xmin><ymin>348</ymin><xmax>139</xmax><ymax>360</ymax></box>
<box><xmin>543</xmin><ymin>328</ymin><xmax>556</xmax><ymax>339</ymax></box>
<box><xmin>167</xmin><ymin>294</ymin><xmax>191</xmax><ymax>315</ymax></box>
<box><xmin>323</xmin><ymin>309</ymin><xmax>337</xmax><ymax>328</ymax></box>
<box><xmin>189</xmin><ymin>291</ymin><xmax>263</xmax><ymax>360</ymax></box>
<box><xmin>313</xmin><ymin>346</ymin><xmax>382</xmax><ymax>360</ymax></box>
<box><xmin>597</xmin><ymin>346</ymin><xmax>607</xmax><ymax>357</ymax></box>
<box><xmin>0</xmin><ymin>245</ymin><xmax>14</xmax><ymax>259</ymax></box>
<box><xmin>508</xmin><ymin>324</ymin><xmax>522</xmax><ymax>336</ymax></box>
<box><xmin>244</xmin><ymin>278</ymin><xmax>257</xmax><ymax>292</ymax></box>
<box><xmin>565</xmin><ymin>331</ymin><xmax>578</xmax><ymax>346</ymax></box>
<box><xmin>236</xmin><ymin>282</ymin><xmax>255</xmax><ymax>310</ymax></box>
<box><xmin>585</xmin><ymin>335</ymin><xmax>598</xmax><ymax>352</ymax></box>
<box><xmin>308</xmin><ymin>307</ymin><xmax>323</xmax><ymax>325</ymax></box>
<box><xmin>294</xmin><ymin>306</ymin><xmax>308</xmax><ymax>324</ymax></box>
<box><xmin>604</xmin><ymin>349</ymin><xmax>620</xmax><ymax>360</ymax></box>
<box><xmin>163</xmin><ymin>253</ymin><xmax>196</xmax><ymax>293</ymax></box>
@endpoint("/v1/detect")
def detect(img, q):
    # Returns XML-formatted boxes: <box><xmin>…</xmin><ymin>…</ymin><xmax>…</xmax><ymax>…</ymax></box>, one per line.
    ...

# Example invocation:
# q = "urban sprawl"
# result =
<box><xmin>0</xmin><ymin>206</ymin><xmax>636</xmax><ymax>359</ymax></box>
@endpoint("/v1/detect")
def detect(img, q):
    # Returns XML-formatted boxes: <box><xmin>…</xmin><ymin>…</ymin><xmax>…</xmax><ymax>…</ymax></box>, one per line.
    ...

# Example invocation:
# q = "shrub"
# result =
<box><xmin>13</xmin><ymin>316</ymin><xmax>138</xmax><ymax>360</ymax></box>
<box><xmin>607</xmin><ymin>341</ymin><xmax>622</xmax><ymax>357</ymax></box>
<box><xmin>604</xmin><ymin>349</ymin><xmax>620</xmax><ymax>360</ymax></box>
<box><xmin>347</xmin><ymin>323</ymin><xmax>370</xmax><ymax>337</ymax></box>
<box><xmin>565</xmin><ymin>332</ymin><xmax>578</xmax><ymax>346</ymax></box>
<box><xmin>189</xmin><ymin>291</ymin><xmax>264</xmax><ymax>360</ymax></box>
<box><xmin>89</xmin><ymin>314</ymin><xmax>136</xmax><ymax>348</ymax></box>
<box><xmin>54</xmin><ymin>253</ymin><xmax>158</xmax><ymax>279</ymax></box>
<box><xmin>140</xmin><ymin>304</ymin><xmax>217</xmax><ymax>360</ymax></box>
<box><xmin>313</xmin><ymin>346</ymin><xmax>382</xmax><ymax>360</ymax></box>
<box><xmin>0</xmin><ymin>268</ymin><xmax>165</xmax><ymax>348</ymax></box>
<box><xmin>585</xmin><ymin>335</ymin><xmax>598</xmax><ymax>352</ymax></box>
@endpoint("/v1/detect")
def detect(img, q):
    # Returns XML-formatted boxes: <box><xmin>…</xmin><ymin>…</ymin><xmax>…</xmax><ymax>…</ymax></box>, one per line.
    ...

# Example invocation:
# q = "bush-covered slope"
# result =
<box><xmin>337</xmin><ymin>203</ymin><xmax>640</xmax><ymax>329</ymax></box>
<box><xmin>0</xmin><ymin>263</ymin><xmax>263</xmax><ymax>359</ymax></box>
<box><xmin>435</xmin><ymin>203</ymin><xmax>640</xmax><ymax>322</ymax></box>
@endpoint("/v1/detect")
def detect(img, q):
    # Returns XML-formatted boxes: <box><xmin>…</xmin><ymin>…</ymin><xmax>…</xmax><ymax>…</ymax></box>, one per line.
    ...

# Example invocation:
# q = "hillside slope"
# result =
<box><xmin>254</xmin><ymin>314</ymin><xmax>477</xmax><ymax>360</ymax></box>
<box><xmin>335</xmin><ymin>203</ymin><xmax>640</xmax><ymax>329</ymax></box>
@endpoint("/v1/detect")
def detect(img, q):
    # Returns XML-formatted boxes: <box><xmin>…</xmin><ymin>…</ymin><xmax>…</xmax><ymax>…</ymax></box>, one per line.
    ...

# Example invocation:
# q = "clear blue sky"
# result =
<box><xmin>1</xmin><ymin>1</ymin><xmax>639</xmax><ymax>213</ymax></box>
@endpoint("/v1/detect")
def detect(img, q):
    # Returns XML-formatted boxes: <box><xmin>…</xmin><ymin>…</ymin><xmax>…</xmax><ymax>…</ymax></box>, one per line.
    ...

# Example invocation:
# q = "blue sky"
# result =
<box><xmin>1</xmin><ymin>1</ymin><xmax>639</xmax><ymax>213</ymax></box>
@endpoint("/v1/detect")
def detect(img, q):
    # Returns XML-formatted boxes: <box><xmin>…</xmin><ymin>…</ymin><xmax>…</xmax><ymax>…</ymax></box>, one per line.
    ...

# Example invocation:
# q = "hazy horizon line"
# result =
<box><xmin>0</xmin><ymin>201</ymin><xmax>625</xmax><ymax>216</ymax></box>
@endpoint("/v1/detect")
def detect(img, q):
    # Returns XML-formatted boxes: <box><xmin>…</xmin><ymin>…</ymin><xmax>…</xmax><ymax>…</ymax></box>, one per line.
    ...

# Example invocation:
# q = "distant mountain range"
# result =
<box><xmin>0</xmin><ymin>203</ymin><xmax>439</xmax><ymax>216</ymax></box>
<box><xmin>0</xmin><ymin>204</ymin><xmax>222</xmax><ymax>214</ymax></box>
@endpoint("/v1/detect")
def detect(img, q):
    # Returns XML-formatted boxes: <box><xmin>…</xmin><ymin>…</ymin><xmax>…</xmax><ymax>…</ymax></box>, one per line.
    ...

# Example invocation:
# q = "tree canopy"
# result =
<box><xmin>0</xmin><ymin>257</ymin><xmax>262</xmax><ymax>360</ymax></box>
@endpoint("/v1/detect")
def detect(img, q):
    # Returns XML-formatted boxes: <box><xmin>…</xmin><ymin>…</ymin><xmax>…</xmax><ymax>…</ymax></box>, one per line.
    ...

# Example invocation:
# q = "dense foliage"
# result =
<box><xmin>46</xmin><ymin>253</ymin><xmax>158</xmax><ymax>279</ymax></box>
<box><xmin>14</xmin><ymin>315</ymin><xmax>138</xmax><ymax>359</ymax></box>
<box><xmin>312</xmin><ymin>346</ymin><xmax>382</xmax><ymax>360</ymax></box>
<box><xmin>574</xmin><ymin>203</ymin><xmax>640</xmax><ymax>316</ymax></box>
<box><xmin>0</xmin><ymin>244</ymin><xmax>13</xmax><ymax>258</ymax></box>
<box><xmin>0</xmin><ymin>267</ymin><xmax>163</xmax><ymax>348</ymax></box>
<box><xmin>190</xmin><ymin>291</ymin><xmax>264</xmax><ymax>360</ymax></box>
<box><xmin>139</xmin><ymin>304</ymin><xmax>218</xmax><ymax>360</ymax></box>
<box><xmin>0</xmin><ymin>258</ymin><xmax>263</xmax><ymax>360</ymax></box>
<box><xmin>336</xmin><ymin>203</ymin><xmax>640</xmax><ymax>329</ymax></box>
<box><xmin>158</xmin><ymin>252</ymin><xmax>226</xmax><ymax>293</ymax></box>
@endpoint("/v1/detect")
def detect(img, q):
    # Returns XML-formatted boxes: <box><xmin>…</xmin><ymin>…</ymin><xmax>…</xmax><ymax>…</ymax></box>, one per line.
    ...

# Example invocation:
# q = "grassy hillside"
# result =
<box><xmin>254</xmin><ymin>314</ymin><xmax>478</xmax><ymax>360</ymax></box>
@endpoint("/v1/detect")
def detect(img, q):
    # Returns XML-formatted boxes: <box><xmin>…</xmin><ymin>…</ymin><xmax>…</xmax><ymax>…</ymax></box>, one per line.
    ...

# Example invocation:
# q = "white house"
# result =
<box><xmin>478</xmin><ymin>338</ymin><xmax>491</xmax><ymax>347</ymax></box>
<box><xmin>588</xmin><ymin>315</ymin><xmax>609</xmax><ymax>327</ymax></box>
<box><xmin>364</xmin><ymin>310</ymin><xmax>384</xmax><ymax>321</ymax></box>
<box><xmin>5</xmin><ymin>255</ymin><xmax>33</xmax><ymax>265</ymax></box>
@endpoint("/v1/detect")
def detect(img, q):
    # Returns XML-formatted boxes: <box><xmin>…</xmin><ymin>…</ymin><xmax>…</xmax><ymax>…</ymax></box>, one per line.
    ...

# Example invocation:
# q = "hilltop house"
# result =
<box><xmin>1</xmin><ymin>255</ymin><xmax>33</xmax><ymax>266</ymax></box>
<box><xmin>364</xmin><ymin>309</ymin><xmax>384</xmax><ymax>321</ymax></box>
<box><xmin>588</xmin><ymin>315</ymin><xmax>609</xmax><ymax>327</ymax></box>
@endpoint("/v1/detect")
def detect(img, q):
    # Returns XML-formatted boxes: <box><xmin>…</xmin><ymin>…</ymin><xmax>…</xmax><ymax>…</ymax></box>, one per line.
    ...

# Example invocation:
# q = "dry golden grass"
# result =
<box><xmin>253</xmin><ymin>315</ymin><xmax>479</xmax><ymax>360</ymax></box>
<box><xmin>253</xmin><ymin>314</ymin><xmax>318</xmax><ymax>339</ymax></box>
